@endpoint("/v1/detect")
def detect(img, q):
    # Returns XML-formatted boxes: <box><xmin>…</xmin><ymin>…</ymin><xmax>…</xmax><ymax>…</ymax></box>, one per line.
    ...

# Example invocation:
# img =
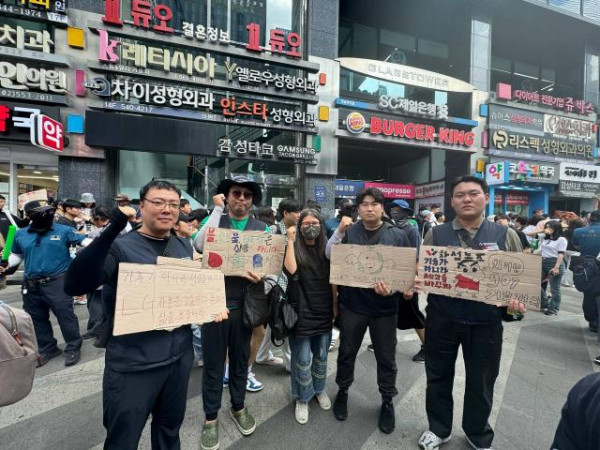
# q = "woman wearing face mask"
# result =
<box><xmin>540</xmin><ymin>220</ymin><xmax>568</xmax><ymax>316</ymax></box>
<box><xmin>284</xmin><ymin>209</ymin><xmax>335</xmax><ymax>424</ymax></box>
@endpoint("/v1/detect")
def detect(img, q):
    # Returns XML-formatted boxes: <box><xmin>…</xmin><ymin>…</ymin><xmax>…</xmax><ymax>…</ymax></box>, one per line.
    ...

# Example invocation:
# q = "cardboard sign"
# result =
<box><xmin>17</xmin><ymin>189</ymin><xmax>47</xmax><ymax>210</ymax></box>
<box><xmin>330</xmin><ymin>244</ymin><xmax>417</xmax><ymax>291</ymax></box>
<box><xmin>202</xmin><ymin>227</ymin><xmax>285</xmax><ymax>276</ymax></box>
<box><xmin>113</xmin><ymin>258</ymin><xmax>226</xmax><ymax>336</ymax></box>
<box><xmin>418</xmin><ymin>246</ymin><xmax>542</xmax><ymax>310</ymax></box>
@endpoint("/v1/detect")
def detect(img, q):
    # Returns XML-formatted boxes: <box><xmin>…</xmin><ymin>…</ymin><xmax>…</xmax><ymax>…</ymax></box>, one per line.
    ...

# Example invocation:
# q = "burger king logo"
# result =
<box><xmin>346</xmin><ymin>112</ymin><xmax>366</xmax><ymax>134</ymax></box>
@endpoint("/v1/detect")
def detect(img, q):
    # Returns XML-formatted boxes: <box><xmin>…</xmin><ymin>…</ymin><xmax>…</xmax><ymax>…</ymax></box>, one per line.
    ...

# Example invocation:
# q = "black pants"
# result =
<box><xmin>86</xmin><ymin>288</ymin><xmax>104</xmax><ymax>334</ymax></box>
<box><xmin>103</xmin><ymin>347</ymin><xmax>194</xmax><ymax>450</ymax></box>
<box><xmin>424</xmin><ymin>306</ymin><xmax>502</xmax><ymax>448</ymax></box>
<box><xmin>201</xmin><ymin>308</ymin><xmax>252</xmax><ymax>419</ymax></box>
<box><xmin>583</xmin><ymin>292</ymin><xmax>600</xmax><ymax>330</ymax></box>
<box><xmin>336</xmin><ymin>304</ymin><xmax>398</xmax><ymax>401</ymax></box>
<box><xmin>22</xmin><ymin>276</ymin><xmax>82</xmax><ymax>355</ymax></box>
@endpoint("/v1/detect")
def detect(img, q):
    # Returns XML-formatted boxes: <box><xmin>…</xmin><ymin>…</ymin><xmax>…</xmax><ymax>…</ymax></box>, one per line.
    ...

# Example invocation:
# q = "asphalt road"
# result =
<box><xmin>0</xmin><ymin>284</ymin><xmax>598</xmax><ymax>450</ymax></box>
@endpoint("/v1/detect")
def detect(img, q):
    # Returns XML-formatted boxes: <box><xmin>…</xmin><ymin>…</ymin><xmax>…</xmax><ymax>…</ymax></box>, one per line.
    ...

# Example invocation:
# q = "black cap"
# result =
<box><xmin>24</xmin><ymin>200</ymin><xmax>42</xmax><ymax>214</ymax></box>
<box><xmin>178</xmin><ymin>213</ymin><xmax>190</xmax><ymax>223</ymax></box>
<box><xmin>590</xmin><ymin>210</ymin><xmax>600</xmax><ymax>223</ymax></box>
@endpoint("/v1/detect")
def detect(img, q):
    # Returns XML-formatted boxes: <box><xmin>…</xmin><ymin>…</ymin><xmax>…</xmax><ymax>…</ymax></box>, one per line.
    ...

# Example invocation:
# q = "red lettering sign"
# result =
<box><xmin>33</xmin><ymin>115</ymin><xmax>63</xmax><ymax>153</ymax></box>
<box><xmin>505</xmin><ymin>192</ymin><xmax>529</xmax><ymax>206</ymax></box>
<box><xmin>0</xmin><ymin>105</ymin><xmax>11</xmax><ymax>134</ymax></box>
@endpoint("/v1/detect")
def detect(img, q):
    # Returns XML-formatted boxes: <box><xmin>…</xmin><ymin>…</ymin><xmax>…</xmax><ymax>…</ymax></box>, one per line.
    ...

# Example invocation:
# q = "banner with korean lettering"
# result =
<box><xmin>418</xmin><ymin>246</ymin><xmax>542</xmax><ymax>310</ymax></box>
<box><xmin>335</xmin><ymin>180</ymin><xmax>364</xmax><ymax>198</ymax></box>
<box><xmin>202</xmin><ymin>228</ymin><xmax>285</xmax><ymax>277</ymax></box>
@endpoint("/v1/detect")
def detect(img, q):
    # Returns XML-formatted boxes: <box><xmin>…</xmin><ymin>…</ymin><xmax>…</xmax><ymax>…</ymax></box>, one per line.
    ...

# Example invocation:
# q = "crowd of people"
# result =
<box><xmin>0</xmin><ymin>175</ymin><xmax>599</xmax><ymax>450</ymax></box>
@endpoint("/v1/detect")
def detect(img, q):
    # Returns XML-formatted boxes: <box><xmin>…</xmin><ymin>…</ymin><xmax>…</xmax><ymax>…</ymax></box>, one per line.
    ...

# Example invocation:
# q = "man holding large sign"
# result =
<box><xmin>417</xmin><ymin>176</ymin><xmax>527</xmax><ymax>450</ymax></box>
<box><xmin>325</xmin><ymin>186</ymin><xmax>412</xmax><ymax>435</ymax></box>
<box><xmin>65</xmin><ymin>180</ymin><xmax>229</xmax><ymax>450</ymax></box>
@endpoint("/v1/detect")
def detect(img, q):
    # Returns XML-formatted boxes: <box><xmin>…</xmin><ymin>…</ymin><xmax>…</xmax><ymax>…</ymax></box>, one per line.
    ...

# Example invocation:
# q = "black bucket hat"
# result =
<box><xmin>216</xmin><ymin>176</ymin><xmax>262</xmax><ymax>205</ymax></box>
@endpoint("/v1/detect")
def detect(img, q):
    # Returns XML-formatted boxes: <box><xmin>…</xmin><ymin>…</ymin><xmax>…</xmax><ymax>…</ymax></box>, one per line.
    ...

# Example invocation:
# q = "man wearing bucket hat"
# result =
<box><xmin>193</xmin><ymin>175</ymin><xmax>268</xmax><ymax>450</ymax></box>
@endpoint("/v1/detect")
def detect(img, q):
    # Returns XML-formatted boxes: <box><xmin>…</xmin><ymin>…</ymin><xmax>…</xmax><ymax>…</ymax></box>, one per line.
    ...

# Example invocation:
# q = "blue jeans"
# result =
<box><xmin>541</xmin><ymin>257</ymin><xmax>565</xmax><ymax>312</ymax></box>
<box><xmin>289</xmin><ymin>331</ymin><xmax>332</xmax><ymax>403</ymax></box>
<box><xmin>191</xmin><ymin>324</ymin><xmax>202</xmax><ymax>361</ymax></box>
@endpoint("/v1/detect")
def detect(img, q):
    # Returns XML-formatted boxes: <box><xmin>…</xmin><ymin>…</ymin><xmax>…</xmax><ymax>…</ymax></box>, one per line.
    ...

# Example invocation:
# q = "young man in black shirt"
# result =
<box><xmin>55</xmin><ymin>199</ymin><xmax>82</xmax><ymax>229</ymax></box>
<box><xmin>65</xmin><ymin>180</ymin><xmax>228</xmax><ymax>450</ymax></box>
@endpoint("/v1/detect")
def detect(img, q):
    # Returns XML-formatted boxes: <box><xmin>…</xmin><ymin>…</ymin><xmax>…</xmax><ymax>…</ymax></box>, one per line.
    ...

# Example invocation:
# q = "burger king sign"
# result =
<box><xmin>346</xmin><ymin>112</ymin><xmax>366</xmax><ymax>134</ymax></box>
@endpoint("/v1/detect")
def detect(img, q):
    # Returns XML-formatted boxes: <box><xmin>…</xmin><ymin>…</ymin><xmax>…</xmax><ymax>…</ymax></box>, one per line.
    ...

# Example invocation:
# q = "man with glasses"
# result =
<box><xmin>193</xmin><ymin>176</ymin><xmax>268</xmax><ymax>450</ymax></box>
<box><xmin>418</xmin><ymin>176</ymin><xmax>526</xmax><ymax>450</ymax></box>
<box><xmin>325</xmin><ymin>187</ymin><xmax>411</xmax><ymax>435</ymax></box>
<box><xmin>65</xmin><ymin>180</ymin><xmax>229</xmax><ymax>449</ymax></box>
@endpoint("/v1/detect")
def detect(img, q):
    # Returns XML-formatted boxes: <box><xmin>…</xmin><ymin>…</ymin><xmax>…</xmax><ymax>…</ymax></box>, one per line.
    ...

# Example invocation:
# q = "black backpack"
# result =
<box><xmin>571</xmin><ymin>255</ymin><xmax>600</xmax><ymax>294</ymax></box>
<box><xmin>242</xmin><ymin>281</ymin><xmax>270</xmax><ymax>330</ymax></box>
<box><xmin>268</xmin><ymin>283</ymin><xmax>297</xmax><ymax>346</ymax></box>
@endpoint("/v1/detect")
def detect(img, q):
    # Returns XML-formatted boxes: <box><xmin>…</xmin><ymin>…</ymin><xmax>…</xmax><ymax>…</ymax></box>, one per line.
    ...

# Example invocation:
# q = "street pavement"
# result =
<box><xmin>0</xmin><ymin>284</ymin><xmax>598</xmax><ymax>450</ymax></box>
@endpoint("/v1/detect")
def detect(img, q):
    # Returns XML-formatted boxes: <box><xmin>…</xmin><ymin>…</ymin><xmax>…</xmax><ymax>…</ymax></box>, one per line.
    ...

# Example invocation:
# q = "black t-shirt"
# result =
<box><xmin>56</xmin><ymin>216</ymin><xmax>76</xmax><ymax>228</ymax></box>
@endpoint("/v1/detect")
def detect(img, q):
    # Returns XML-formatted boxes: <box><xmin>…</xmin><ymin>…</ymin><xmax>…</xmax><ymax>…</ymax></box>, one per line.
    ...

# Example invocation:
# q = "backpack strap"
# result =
<box><xmin>456</xmin><ymin>228</ymin><xmax>484</xmax><ymax>250</ymax></box>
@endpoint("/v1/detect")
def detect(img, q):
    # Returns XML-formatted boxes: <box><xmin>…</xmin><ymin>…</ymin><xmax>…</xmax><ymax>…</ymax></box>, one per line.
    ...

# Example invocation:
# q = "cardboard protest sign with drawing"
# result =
<box><xmin>113</xmin><ymin>258</ymin><xmax>226</xmax><ymax>336</ymax></box>
<box><xmin>418</xmin><ymin>246</ymin><xmax>542</xmax><ymax>310</ymax></box>
<box><xmin>330</xmin><ymin>244</ymin><xmax>417</xmax><ymax>292</ymax></box>
<box><xmin>18</xmin><ymin>189</ymin><xmax>47</xmax><ymax>210</ymax></box>
<box><xmin>202</xmin><ymin>227</ymin><xmax>286</xmax><ymax>276</ymax></box>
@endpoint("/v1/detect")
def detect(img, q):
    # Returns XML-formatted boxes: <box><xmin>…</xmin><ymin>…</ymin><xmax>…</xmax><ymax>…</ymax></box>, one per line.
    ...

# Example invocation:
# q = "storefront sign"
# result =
<box><xmin>490</xmin><ymin>130</ymin><xmax>593</xmax><ymax>160</ymax></box>
<box><xmin>505</xmin><ymin>193</ymin><xmax>529</xmax><ymax>206</ymax></box>
<box><xmin>0</xmin><ymin>61</ymin><xmax>67</xmax><ymax>94</ymax></box>
<box><xmin>494</xmin><ymin>193</ymin><xmax>503</xmax><ymax>204</ymax></box>
<box><xmin>338</xmin><ymin>58</ymin><xmax>475</xmax><ymax>92</ymax></box>
<box><xmin>364</xmin><ymin>182</ymin><xmax>415</xmax><ymax>199</ymax></box>
<box><xmin>415</xmin><ymin>181</ymin><xmax>445</xmax><ymax>198</ymax></box>
<box><xmin>488</xmin><ymin>104</ymin><xmax>544</xmax><ymax>135</ymax></box>
<box><xmin>0</xmin><ymin>100</ymin><xmax>60</xmax><ymax>143</ymax></box>
<box><xmin>559</xmin><ymin>180</ymin><xmax>600</xmax><ymax>197</ymax></box>
<box><xmin>32</xmin><ymin>113</ymin><xmax>62</xmax><ymax>152</ymax></box>
<box><xmin>314</xmin><ymin>186</ymin><xmax>326</xmax><ymax>203</ymax></box>
<box><xmin>485</xmin><ymin>161</ymin><xmax>510</xmax><ymax>186</ymax></box>
<box><xmin>543</xmin><ymin>114</ymin><xmax>595</xmax><ymax>143</ymax></box>
<box><xmin>369</xmin><ymin>116</ymin><xmax>475</xmax><ymax>148</ymax></box>
<box><xmin>507</xmin><ymin>160</ymin><xmax>557</xmax><ymax>183</ymax></box>
<box><xmin>496</xmin><ymin>83</ymin><xmax>594</xmax><ymax>115</ymax></box>
<box><xmin>0</xmin><ymin>0</ymin><xmax>67</xmax><ymax>24</ymax></box>
<box><xmin>559</xmin><ymin>162</ymin><xmax>600</xmax><ymax>183</ymax></box>
<box><xmin>217</xmin><ymin>139</ymin><xmax>317</xmax><ymax>165</ymax></box>
<box><xmin>335</xmin><ymin>180</ymin><xmax>364</xmax><ymax>198</ymax></box>
<box><xmin>102</xmin><ymin>0</ymin><xmax>302</xmax><ymax>59</ymax></box>
<box><xmin>378</xmin><ymin>95</ymin><xmax>448</xmax><ymax>120</ymax></box>
<box><xmin>0</xmin><ymin>23</ymin><xmax>53</xmax><ymax>53</ymax></box>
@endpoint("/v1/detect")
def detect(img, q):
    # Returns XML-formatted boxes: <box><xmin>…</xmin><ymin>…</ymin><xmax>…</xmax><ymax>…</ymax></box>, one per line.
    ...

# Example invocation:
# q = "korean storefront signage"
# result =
<box><xmin>505</xmin><ymin>193</ymin><xmax>529</xmax><ymax>206</ymax></box>
<box><xmin>378</xmin><ymin>95</ymin><xmax>449</xmax><ymax>120</ymax></box>
<box><xmin>495</xmin><ymin>83</ymin><xmax>594</xmax><ymax>115</ymax></box>
<box><xmin>0</xmin><ymin>22</ymin><xmax>69</xmax><ymax>65</ymax></box>
<box><xmin>558</xmin><ymin>162</ymin><xmax>600</xmax><ymax>198</ymax></box>
<box><xmin>335</xmin><ymin>180</ymin><xmax>364</xmax><ymax>198</ymax></box>
<box><xmin>364</xmin><ymin>182</ymin><xmax>415</xmax><ymax>199</ymax></box>
<box><xmin>0</xmin><ymin>0</ymin><xmax>67</xmax><ymax>24</ymax></box>
<box><xmin>338</xmin><ymin>58</ymin><xmax>475</xmax><ymax>93</ymax></box>
<box><xmin>543</xmin><ymin>114</ymin><xmax>595</xmax><ymax>144</ymax></box>
<box><xmin>0</xmin><ymin>60</ymin><xmax>68</xmax><ymax>104</ymax></box>
<box><xmin>489</xmin><ymin>130</ymin><xmax>593</xmax><ymax>161</ymax></box>
<box><xmin>0</xmin><ymin>100</ymin><xmax>60</xmax><ymax>143</ymax></box>
<box><xmin>415</xmin><ymin>181</ymin><xmax>445</xmax><ymax>198</ymax></box>
<box><xmin>102</xmin><ymin>0</ymin><xmax>302</xmax><ymax>59</ymax></box>
<box><xmin>485</xmin><ymin>162</ymin><xmax>510</xmax><ymax>186</ymax></box>
<box><xmin>508</xmin><ymin>160</ymin><xmax>557</xmax><ymax>183</ymax></box>
<box><xmin>217</xmin><ymin>139</ymin><xmax>318</xmax><ymax>165</ymax></box>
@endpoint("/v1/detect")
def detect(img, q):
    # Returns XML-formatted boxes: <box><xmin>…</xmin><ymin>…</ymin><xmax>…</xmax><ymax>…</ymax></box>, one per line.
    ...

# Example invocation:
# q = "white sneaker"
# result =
<box><xmin>466</xmin><ymin>436</ymin><xmax>493</xmax><ymax>450</ymax></box>
<box><xmin>315</xmin><ymin>392</ymin><xmax>331</xmax><ymax>410</ymax></box>
<box><xmin>246</xmin><ymin>372</ymin><xmax>264</xmax><ymax>392</ymax></box>
<box><xmin>256</xmin><ymin>356</ymin><xmax>284</xmax><ymax>366</ymax></box>
<box><xmin>295</xmin><ymin>401</ymin><xmax>308</xmax><ymax>424</ymax></box>
<box><xmin>418</xmin><ymin>430</ymin><xmax>451</xmax><ymax>450</ymax></box>
<box><xmin>73</xmin><ymin>296</ymin><xmax>87</xmax><ymax>305</ymax></box>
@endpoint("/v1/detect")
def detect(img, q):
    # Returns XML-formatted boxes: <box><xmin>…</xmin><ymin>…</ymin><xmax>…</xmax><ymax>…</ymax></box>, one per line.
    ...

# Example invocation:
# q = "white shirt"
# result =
<box><xmin>541</xmin><ymin>237</ymin><xmax>567</xmax><ymax>258</ymax></box>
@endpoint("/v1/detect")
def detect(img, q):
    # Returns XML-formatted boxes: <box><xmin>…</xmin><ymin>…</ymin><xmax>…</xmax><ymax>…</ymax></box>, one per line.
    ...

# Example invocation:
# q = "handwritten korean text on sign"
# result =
<box><xmin>418</xmin><ymin>246</ymin><xmax>542</xmax><ymax>310</ymax></box>
<box><xmin>113</xmin><ymin>258</ymin><xmax>226</xmax><ymax>336</ymax></box>
<box><xmin>202</xmin><ymin>228</ymin><xmax>285</xmax><ymax>276</ymax></box>
<box><xmin>330</xmin><ymin>244</ymin><xmax>417</xmax><ymax>292</ymax></box>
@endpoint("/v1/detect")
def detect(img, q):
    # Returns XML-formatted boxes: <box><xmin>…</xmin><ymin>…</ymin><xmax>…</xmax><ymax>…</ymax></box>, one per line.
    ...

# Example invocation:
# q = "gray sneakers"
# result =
<box><xmin>418</xmin><ymin>430</ymin><xmax>451</xmax><ymax>450</ymax></box>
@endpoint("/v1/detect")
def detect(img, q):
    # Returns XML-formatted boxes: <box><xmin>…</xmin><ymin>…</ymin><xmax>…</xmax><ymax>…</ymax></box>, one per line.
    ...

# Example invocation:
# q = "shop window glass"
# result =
<box><xmin>17</xmin><ymin>165</ymin><xmax>58</xmax><ymax>202</ymax></box>
<box><xmin>231</xmin><ymin>0</ymin><xmax>266</xmax><ymax>44</ymax></box>
<box><xmin>583</xmin><ymin>0</ymin><xmax>600</xmax><ymax>20</ymax></box>
<box><xmin>418</xmin><ymin>38</ymin><xmax>448</xmax><ymax>59</ymax></box>
<box><xmin>0</xmin><ymin>164</ymin><xmax>9</xmax><ymax>210</ymax></box>
<box><xmin>122</xmin><ymin>0</ymin><xmax>208</xmax><ymax>32</ymax></box>
<box><xmin>339</xmin><ymin>20</ymin><xmax>353</xmax><ymax>56</ymax></box>
<box><xmin>549</xmin><ymin>0</ymin><xmax>582</xmax><ymax>14</ymax></box>
<box><xmin>380</xmin><ymin>29</ymin><xmax>416</xmax><ymax>53</ymax></box>
<box><xmin>352</xmin><ymin>23</ymin><xmax>378</xmax><ymax>59</ymax></box>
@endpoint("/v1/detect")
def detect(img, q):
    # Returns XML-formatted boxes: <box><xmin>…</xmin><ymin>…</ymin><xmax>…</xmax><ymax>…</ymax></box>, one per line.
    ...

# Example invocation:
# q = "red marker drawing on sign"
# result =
<box><xmin>207</xmin><ymin>252</ymin><xmax>223</xmax><ymax>268</ymax></box>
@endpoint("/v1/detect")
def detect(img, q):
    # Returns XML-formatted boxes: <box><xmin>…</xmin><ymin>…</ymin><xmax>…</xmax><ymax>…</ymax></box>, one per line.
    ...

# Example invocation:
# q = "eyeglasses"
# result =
<box><xmin>301</xmin><ymin>222</ymin><xmax>320</xmax><ymax>227</ymax></box>
<box><xmin>230</xmin><ymin>189</ymin><xmax>253</xmax><ymax>199</ymax></box>
<box><xmin>144</xmin><ymin>198</ymin><xmax>180</xmax><ymax>210</ymax></box>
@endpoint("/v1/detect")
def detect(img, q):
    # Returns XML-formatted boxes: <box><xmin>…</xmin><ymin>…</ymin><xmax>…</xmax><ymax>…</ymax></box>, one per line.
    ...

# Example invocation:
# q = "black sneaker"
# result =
<box><xmin>412</xmin><ymin>346</ymin><xmax>425</xmax><ymax>364</ymax></box>
<box><xmin>367</xmin><ymin>344</ymin><xmax>374</xmax><ymax>352</ymax></box>
<box><xmin>378</xmin><ymin>401</ymin><xmax>395</xmax><ymax>434</ymax></box>
<box><xmin>333</xmin><ymin>389</ymin><xmax>348</xmax><ymax>421</ymax></box>
<box><xmin>594</xmin><ymin>355</ymin><xmax>600</xmax><ymax>365</ymax></box>
<box><xmin>65</xmin><ymin>349</ymin><xmax>81</xmax><ymax>366</ymax></box>
<box><xmin>81</xmin><ymin>331</ymin><xmax>94</xmax><ymax>340</ymax></box>
<box><xmin>37</xmin><ymin>347</ymin><xmax>63</xmax><ymax>367</ymax></box>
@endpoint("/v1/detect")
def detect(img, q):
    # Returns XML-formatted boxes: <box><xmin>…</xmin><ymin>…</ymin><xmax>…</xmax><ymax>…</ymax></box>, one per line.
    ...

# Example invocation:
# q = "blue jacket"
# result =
<box><xmin>572</xmin><ymin>223</ymin><xmax>600</xmax><ymax>257</ymax></box>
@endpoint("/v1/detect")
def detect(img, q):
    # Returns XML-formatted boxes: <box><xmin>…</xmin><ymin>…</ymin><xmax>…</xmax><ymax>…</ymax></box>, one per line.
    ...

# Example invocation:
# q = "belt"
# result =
<box><xmin>25</xmin><ymin>273</ymin><xmax>65</xmax><ymax>286</ymax></box>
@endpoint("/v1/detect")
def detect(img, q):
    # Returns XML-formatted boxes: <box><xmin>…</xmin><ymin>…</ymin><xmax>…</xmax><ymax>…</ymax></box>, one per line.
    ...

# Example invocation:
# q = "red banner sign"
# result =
<box><xmin>364</xmin><ymin>182</ymin><xmax>415</xmax><ymax>199</ymax></box>
<box><xmin>505</xmin><ymin>193</ymin><xmax>529</xmax><ymax>206</ymax></box>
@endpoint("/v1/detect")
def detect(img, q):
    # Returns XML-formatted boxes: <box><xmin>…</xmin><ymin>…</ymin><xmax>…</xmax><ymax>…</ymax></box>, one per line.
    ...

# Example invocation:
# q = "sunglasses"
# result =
<box><xmin>230</xmin><ymin>189</ymin><xmax>253</xmax><ymax>199</ymax></box>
